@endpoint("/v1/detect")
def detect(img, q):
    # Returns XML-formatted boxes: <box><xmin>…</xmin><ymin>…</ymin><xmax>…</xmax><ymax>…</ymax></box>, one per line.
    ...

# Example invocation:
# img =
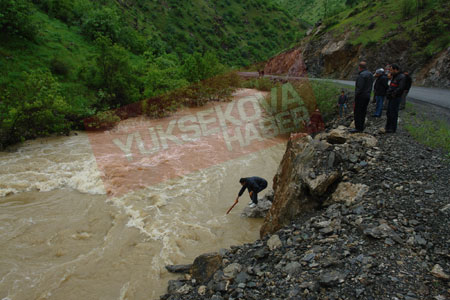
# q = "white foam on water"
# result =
<box><xmin>119</xmin><ymin>282</ymin><xmax>130</xmax><ymax>300</ymax></box>
<box><xmin>104</xmin><ymin>142</ymin><xmax>286</xmax><ymax>277</ymax></box>
<box><xmin>0</xmin><ymin>133</ymin><xmax>105</xmax><ymax>197</ymax></box>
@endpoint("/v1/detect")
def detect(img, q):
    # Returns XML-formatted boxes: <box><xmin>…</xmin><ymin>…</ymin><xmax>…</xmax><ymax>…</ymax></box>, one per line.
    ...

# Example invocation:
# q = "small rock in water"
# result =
<box><xmin>165</xmin><ymin>264</ymin><xmax>192</xmax><ymax>274</ymax></box>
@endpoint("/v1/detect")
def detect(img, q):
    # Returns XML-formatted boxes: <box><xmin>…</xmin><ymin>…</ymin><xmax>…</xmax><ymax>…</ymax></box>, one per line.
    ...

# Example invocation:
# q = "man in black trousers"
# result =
<box><xmin>351</xmin><ymin>61</ymin><xmax>374</xmax><ymax>133</ymax></box>
<box><xmin>236</xmin><ymin>177</ymin><xmax>268</xmax><ymax>208</ymax></box>
<box><xmin>385</xmin><ymin>64</ymin><xmax>407</xmax><ymax>133</ymax></box>
<box><xmin>400</xmin><ymin>71</ymin><xmax>412</xmax><ymax>110</ymax></box>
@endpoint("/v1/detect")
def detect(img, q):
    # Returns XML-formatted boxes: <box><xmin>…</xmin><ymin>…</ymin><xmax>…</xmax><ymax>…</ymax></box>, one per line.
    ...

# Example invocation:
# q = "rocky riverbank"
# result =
<box><xmin>160</xmin><ymin>105</ymin><xmax>450</xmax><ymax>300</ymax></box>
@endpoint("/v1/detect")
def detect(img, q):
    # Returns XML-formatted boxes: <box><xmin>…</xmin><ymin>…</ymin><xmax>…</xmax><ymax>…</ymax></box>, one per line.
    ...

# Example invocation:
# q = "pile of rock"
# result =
<box><xmin>160</xmin><ymin>110</ymin><xmax>450</xmax><ymax>300</ymax></box>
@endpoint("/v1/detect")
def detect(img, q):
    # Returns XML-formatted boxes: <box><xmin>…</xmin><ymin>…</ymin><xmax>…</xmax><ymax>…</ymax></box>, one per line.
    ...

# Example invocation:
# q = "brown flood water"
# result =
<box><xmin>0</xmin><ymin>89</ymin><xmax>287</xmax><ymax>299</ymax></box>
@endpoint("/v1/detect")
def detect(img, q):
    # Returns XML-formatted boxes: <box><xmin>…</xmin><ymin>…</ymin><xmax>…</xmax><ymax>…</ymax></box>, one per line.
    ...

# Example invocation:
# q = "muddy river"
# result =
<box><xmin>0</xmin><ymin>89</ymin><xmax>289</xmax><ymax>299</ymax></box>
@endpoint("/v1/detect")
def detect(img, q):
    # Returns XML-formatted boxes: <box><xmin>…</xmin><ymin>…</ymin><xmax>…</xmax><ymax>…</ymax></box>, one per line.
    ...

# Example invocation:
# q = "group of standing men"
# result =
<box><xmin>351</xmin><ymin>61</ymin><xmax>412</xmax><ymax>133</ymax></box>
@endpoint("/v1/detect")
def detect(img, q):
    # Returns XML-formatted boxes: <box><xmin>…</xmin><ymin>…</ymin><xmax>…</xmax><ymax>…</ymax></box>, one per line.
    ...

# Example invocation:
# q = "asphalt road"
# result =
<box><xmin>238</xmin><ymin>72</ymin><xmax>450</xmax><ymax>109</ymax></box>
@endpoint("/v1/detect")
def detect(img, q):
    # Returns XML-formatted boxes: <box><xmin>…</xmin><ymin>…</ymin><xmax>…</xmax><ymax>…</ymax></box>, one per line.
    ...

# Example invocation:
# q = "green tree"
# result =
<box><xmin>183</xmin><ymin>52</ymin><xmax>224</xmax><ymax>83</ymax></box>
<box><xmin>46</xmin><ymin>0</ymin><xmax>74</xmax><ymax>23</ymax></box>
<box><xmin>0</xmin><ymin>70</ymin><xmax>71</xmax><ymax>148</ymax></box>
<box><xmin>88</xmin><ymin>36</ymin><xmax>141</xmax><ymax>108</ymax></box>
<box><xmin>144</xmin><ymin>53</ymin><xmax>189</xmax><ymax>98</ymax></box>
<box><xmin>81</xmin><ymin>7</ymin><xmax>121</xmax><ymax>42</ymax></box>
<box><xmin>0</xmin><ymin>0</ymin><xmax>37</xmax><ymax>40</ymax></box>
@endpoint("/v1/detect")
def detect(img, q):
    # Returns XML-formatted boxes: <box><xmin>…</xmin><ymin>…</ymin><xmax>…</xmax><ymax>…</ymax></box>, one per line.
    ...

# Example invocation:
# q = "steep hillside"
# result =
<box><xmin>275</xmin><ymin>0</ymin><xmax>363</xmax><ymax>25</ymax></box>
<box><xmin>0</xmin><ymin>0</ymin><xmax>304</xmax><ymax>148</ymax></box>
<box><xmin>265</xmin><ymin>0</ymin><xmax>450</xmax><ymax>87</ymax></box>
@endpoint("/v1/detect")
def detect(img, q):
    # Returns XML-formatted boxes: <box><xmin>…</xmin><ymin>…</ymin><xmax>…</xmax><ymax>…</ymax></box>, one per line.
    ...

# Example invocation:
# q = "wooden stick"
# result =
<box><xmin>226</xmin><ymin>200</ymin><xmax>238</xmax><ymax>215</ymax></box>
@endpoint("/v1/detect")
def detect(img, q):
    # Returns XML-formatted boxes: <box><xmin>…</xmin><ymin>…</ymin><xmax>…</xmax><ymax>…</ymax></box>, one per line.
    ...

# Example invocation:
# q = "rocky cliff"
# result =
<box><xmin>264</xmin><ymin>3</ymin><xmax>450</xmax><ymax>88</ymax></box>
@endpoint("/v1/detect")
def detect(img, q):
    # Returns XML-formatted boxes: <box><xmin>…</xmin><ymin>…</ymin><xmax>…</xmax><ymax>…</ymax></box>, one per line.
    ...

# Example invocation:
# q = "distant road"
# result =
<box><xmin>238</xmin><ymin>72</ymin><xmax>450</xmax><ymax>109</ymax></box>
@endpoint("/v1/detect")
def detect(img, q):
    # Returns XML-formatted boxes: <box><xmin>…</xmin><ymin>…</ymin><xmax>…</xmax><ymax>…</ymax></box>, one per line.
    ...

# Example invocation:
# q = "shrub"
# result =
<box><xmin>308</xmin><ymin>80</ymin><xmax>340</xmax><ymax>122</ymax></box>
<box><xmin>401</xmin><ymin>0</ymin><xmax>416</xmax><ymax>19</ymax></box>
<box><xmin>81</xmin><ymin>7</ymin><xmax>121</xmax><ymax>42</ymax></box>
<box><xmin>242</xmin><ymin>78</ymin><xmax>277</xmax><ymax>92</ymax></box>
<box><xmin>84</xmin><ymin>110</ymin><xmax>121</xmax><ymax>130</ymax></box>
<box><xmin>142</xmin><ymin>72</ymin><xmax>241</xmax><ymax>118</ymax></box>
<box><xmin>87</xmin><ymin>36</ymin><xmax>141</xmax><ymax>109</ymax></box>
<box><xmin>50</xmin><ymin>57</ymin><xmax>70</xmax><ymax>76</ymax></box>
<box><xmin>183</xmin><ymin>52</ymin><xmax>225</xmax><ymax>83</ymax></box>
<box><xmin>144</xmin><ymin>54</ymin><xmax>189</xmax><ymax>98</ymax></box>
<box><xmin>47</xmin><ymin>0</ymin><xmax>74</xmax><ymax>23</ymax></box>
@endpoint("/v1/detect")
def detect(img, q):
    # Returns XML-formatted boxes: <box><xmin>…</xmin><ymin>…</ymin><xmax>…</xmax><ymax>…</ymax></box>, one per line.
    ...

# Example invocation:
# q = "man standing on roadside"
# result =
<box><xmin>351</xmin><ymin>61</ymin><xmax>373</xmax><ymax>133</ymax></box>
<box><xmin>385</xmin><ymin>64</ymin><xmax>407</xmax><ymax>133</ymax></box>
<box><xmin>373</xmin><ymin>68</ymin><xmax>389</xmax><ymax>117</ymax></box>
<box><xmin>400</xmin><ymin>71</ymin><xmax>412</xmax><ymax>110</ymax></box>
<box><xmin>338</xmin><ymin>90</ymin><xmax>348</xmax><ymax>118</ymax></box>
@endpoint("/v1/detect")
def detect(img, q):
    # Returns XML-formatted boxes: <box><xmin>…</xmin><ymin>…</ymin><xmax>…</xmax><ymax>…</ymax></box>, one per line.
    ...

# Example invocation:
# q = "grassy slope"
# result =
<box><xmin>404</xmin><ymin>103</ymin><xmax>450</xmax><ymax>155</ymax></box>
<box><xmin>0</xmin><ymin>0</ymin><xmax>304</xmax><ymax>102</ymax></box>
<box><xmin>276</xmin><ymin>0</ymin><xmax>449</xmax><ymax>64</ymax></box>
<box><xmin>0</xmin><ymin>0</ymin><xmax>305</xmax><ymax>141</ymax></box>
<box><xmin>322</xmin><ymin>0</ymin><xmax>450</xmax><ymax>57</ymax></box>
<box><xmin>275</xmin><ymin>0</ymin><xmax>347</xmax><ymax>25</ymax></box>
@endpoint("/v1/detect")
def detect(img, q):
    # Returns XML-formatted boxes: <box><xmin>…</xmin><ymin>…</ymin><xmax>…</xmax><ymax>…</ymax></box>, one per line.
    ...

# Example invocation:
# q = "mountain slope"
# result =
<box><xmin>265</xmin><ymin>0</ymin><xmax>450</xmax><ymax>87</ymax></box>
<box><xmin>275</xmin><ymin>0</ymin><xmax>360</xmax><ymax>25</ymax></box>
<box><xmin>0</xmin><ymin>0</ymin><xmax>305</xmax><ymax>148</ymax></box>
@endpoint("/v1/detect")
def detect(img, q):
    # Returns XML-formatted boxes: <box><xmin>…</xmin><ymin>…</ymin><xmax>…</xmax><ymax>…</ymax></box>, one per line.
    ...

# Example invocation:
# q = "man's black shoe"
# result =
<box><xmin>349</xmin><ymin>129</ymin><xmax>362</xmax><ymax>133</ymax></box>
<box><xmin>385</xmin><ymin>129</ymin><xmax>395</xmax><ymax>133</ymax></box>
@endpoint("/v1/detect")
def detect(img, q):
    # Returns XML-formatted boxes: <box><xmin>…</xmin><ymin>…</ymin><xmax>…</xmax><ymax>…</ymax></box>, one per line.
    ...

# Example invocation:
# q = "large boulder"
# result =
<box><xmin>260</xmin><ymin>135</ymin><xmax>341</xmax><ymax>237</ymax></box>
<box><xmin>190</xmin><ymin>252</ymin><xmax>222</xmax><ymax>284</ymax></box>
<box><xmin>324</xmin><ymin>182</ymin><xmax>369</xmax><ymax>206</ymax></box>
<box><xmin>260</xmin><ymin>128</ymin><xmax>377</xmax><ymax>238</ymax></box>
<box><xmin>326</xmin><ymin>128</ymin><xmax>347</xmax><ymax>144</ymax></box>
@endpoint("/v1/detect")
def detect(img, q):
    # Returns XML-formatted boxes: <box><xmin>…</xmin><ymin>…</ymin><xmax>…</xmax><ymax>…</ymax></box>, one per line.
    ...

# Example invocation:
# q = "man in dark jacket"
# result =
<box><xmin>236</xmin><ymin>176</ymin><xmax>268</xmax><ymax>208</ymax></box>
<box><xmin>351</xmin><ymin>61</ymin><xmax>373</xmax><ymax>133</ymax></box>
<box><xmin>373</xmin><ymin>68</ymin><xmax>389</xmax><ymax>117</ymax></box>
<box><xmin>385</xmin><ymin>64</ymin><xmax>407</xmax><ymax>133</ymax></box>
<box><xmin>338</xmin><ymin>90</ymin><xmax>348</xmax><ymax>118</ymax></box>
<box><xmin>400</xmin><ymin>71</ymin><xmax>412</xmax><ymax>110</ymax></box>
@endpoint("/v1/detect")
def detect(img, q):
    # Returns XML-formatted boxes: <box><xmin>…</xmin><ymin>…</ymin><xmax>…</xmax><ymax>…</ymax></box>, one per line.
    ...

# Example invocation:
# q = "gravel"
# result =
<box><xmin>160</xmin><ymin>103</ymin><xmax>450</xmax><ymax>300</ymax></box>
